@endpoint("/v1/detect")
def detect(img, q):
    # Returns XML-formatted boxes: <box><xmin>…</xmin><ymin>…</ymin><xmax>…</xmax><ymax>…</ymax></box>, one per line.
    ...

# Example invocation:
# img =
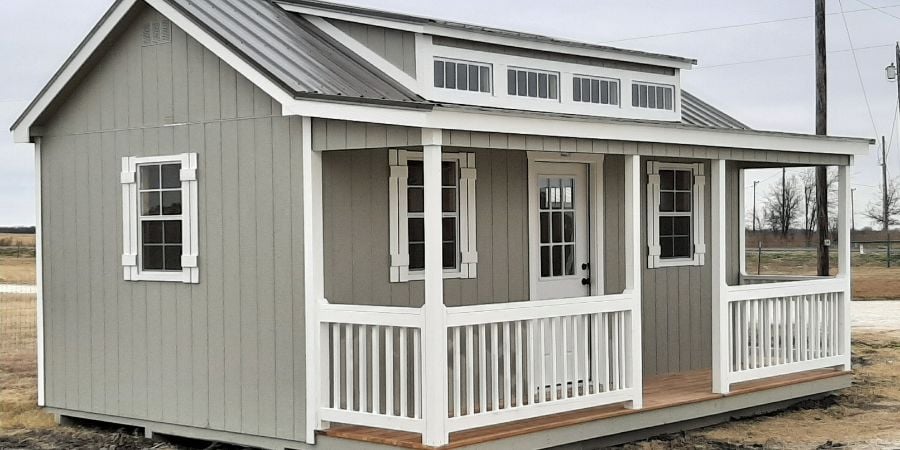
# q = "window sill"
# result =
<box><xmin>649</xmin><ymin>256</ymin><xmax>703</xmax><ymax>269</ymax></box>
<box><xmin>397</xmin><ymin>268</ymin><xmax>472</xmax><ymax>282</ymax></box>
<box><xmin>130</xmin><ymin>270</ymin><xmax>194</xmax><ymax>283</ymax></box>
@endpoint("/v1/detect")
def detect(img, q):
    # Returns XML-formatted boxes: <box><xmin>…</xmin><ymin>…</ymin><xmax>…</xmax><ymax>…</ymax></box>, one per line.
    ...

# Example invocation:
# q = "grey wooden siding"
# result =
<box><xmin>640</xmin><ymin>158</ymin><xmax>713</xmax><ymax>377</ymax></box>
<box><xmin>37</xmin><ymin>6</ymin><xmax>308</xmax><ymax>442</ymax></box>
<box><xmin>725</xmin><ymin>162</ymin><xmax>742</xmax><ymax>286</ymax></box>
<box><xmin>322</xmin><ymin>148</ymin><xmax>530</xmax><ymax>306</ymax></box>
<box><xmin>603</xmin><ymin>156</ymin><xmax>627</xmax><ymax>294</ymax></box>
<box><xmin>328</xmin><ymin>19</ymin><xmax>417</xmax><ymax>78</ymax></box>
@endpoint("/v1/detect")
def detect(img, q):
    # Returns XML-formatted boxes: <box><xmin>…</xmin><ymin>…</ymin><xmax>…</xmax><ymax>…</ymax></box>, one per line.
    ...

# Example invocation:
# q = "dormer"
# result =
<box><xmin>277</xmin><ymin>0</ymin><xmax>696</xmax><ymax>123</ymax></box>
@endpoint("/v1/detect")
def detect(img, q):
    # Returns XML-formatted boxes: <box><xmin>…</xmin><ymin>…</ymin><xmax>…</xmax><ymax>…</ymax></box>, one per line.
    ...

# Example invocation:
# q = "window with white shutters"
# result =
<box><xmin>646</xmin><ymin>161</ymin><xmax>705</xmax><ymax>268</ymax></box>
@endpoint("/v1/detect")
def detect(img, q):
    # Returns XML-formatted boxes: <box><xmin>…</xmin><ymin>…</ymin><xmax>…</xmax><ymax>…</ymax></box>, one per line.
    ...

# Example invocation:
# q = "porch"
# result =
<box><xmin>303</xmin><ymin>126</ymin><xmax>854</xmax><ymax>447</ymax></box>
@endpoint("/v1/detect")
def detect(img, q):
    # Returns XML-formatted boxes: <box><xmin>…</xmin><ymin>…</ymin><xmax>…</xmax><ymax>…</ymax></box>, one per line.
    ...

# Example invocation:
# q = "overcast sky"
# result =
<box><xmin>1</xmin><ymin>0</ymin><xmax>898</xmax><ymax>227</ymax></box>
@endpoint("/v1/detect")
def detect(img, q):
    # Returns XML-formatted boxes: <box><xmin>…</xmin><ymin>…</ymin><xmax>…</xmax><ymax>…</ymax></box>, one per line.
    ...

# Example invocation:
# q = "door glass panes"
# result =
<box><xmin>139</xmin><ymin>162</ymin><xmax>183</xmax><ymax>271</ymax></box>
<box><xmin>658</xmin><ymin>169</ymin><xmax>693</xmax><ymax>258</ymax></box>
<box><xmin>407</xmin><ymin>159</ymin><xmax>460</xmax><ymax>271</ymax></box>
<box><xmin>539</xmin><ymin>177</ymin><xmax>577</xmax><ymax>277</ymax></box>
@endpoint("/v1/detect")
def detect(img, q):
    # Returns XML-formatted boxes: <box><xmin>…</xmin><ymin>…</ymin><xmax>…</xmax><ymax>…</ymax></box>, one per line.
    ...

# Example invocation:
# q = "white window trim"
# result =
<box><xmin>646</xmin><ymin>161</ymin><xmax>705</xmax><ymax>268</ymax></box>
<box><xmin>506</xmin><ymin>66</ymin><xmax>561</xmax><ymax>101</ymax></box>
<box><xmin>121</xmin><ymin>153</ymin><xmax>200</xmax><ymax>283</ymax></box>
<box><xmin>433</xmin><ymin>57</ymin><xmax>493</xmax><ymax>94</ymax></box>
<box><xmin>572</xmin><ymin>74</ymin><xmax>621</xmax><ymax>106</ymax></box>
<box><xmin>389</xmin><ymin>149</ymin><xmax>477</xmax><ymax>282</ymax></box>
<box><xmin>632</xmin><ymin>81</ymin><xmax>676</xmax><ymax>111</ymax></box>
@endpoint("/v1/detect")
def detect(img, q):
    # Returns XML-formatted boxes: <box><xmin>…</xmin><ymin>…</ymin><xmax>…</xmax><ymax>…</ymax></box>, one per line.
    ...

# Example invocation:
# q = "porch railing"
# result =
<box><xmin>723</xmin><ymin>278</ymin><xmax>848</xmax><ymax>385</ymax></box>
<box><xmin>316</xmin><ymin>294</ymin><xmax>640</xmax><ymax>439</ymax></box>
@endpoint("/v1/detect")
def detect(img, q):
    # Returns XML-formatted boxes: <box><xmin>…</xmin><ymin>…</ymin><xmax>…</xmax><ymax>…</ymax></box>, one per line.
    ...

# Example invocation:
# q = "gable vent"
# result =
<box><xmin>142</xmin><ymin>18</ymin><xmax>172</xmax><ymax>46</ymax></box>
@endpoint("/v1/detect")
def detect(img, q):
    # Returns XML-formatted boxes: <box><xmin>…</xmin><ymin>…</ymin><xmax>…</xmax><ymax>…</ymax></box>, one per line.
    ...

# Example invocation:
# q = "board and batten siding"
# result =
<box><xmin>37</xmin><ymin>6</ymin><xmax>308</xmax><ymax>442</ymax></box>
<box><xmin>328</xmin><ymin>18</ymin><xmax>417</xmax><ymax>78</ymax></box>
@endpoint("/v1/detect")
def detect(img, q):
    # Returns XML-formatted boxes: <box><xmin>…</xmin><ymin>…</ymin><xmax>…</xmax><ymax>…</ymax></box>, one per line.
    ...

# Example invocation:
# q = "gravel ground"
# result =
<box><xmin>851</xmin><ymin>300</ymin><xmax>900</xmax><ymax>330</ymax></box>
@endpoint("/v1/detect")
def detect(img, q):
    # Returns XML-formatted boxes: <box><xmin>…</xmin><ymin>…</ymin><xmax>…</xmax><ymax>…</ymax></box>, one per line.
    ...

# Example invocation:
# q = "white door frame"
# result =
<box><xmin>527</xmin><ymin>152</ymin><xmax>605</xmax><ymax>300</ymax></box>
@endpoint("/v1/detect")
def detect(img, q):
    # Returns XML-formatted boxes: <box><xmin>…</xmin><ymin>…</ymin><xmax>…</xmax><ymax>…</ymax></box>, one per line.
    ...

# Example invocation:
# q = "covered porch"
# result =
<box><xmin>302</xmin><ymin>124</ymin><xmax>854</xmax><ymax>447</ymax></box>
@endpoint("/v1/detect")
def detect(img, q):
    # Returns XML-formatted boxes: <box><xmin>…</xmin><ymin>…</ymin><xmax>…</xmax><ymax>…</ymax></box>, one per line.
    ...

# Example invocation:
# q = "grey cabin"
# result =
<box><xmin>11</xmin><ymin>0</ymin><xmax>871</xmax><ymax>449</ymax></box>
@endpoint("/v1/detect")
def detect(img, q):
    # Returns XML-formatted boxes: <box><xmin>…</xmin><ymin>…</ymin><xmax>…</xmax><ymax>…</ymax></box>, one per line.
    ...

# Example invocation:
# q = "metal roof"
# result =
<box><xmin>276</xmin><ymin>0</ymin><xmax>697</xmax><ymax>67</ymax></box>
<box><xmin>680</xmin><ymin>91</ymin><xmax>750</xmax><ymax>130</ymax></box>
<box><xmin>166</xmin><ymin>0</ymin><xmax>427</xmax><ymax>107</ymax></box>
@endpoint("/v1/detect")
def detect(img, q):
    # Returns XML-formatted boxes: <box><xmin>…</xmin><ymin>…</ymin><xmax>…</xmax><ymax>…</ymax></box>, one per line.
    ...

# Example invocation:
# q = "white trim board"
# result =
<box><xmin>34</xmin><ymin>138</ymin><xmax>45</xmax><ymax>406</ymax></box>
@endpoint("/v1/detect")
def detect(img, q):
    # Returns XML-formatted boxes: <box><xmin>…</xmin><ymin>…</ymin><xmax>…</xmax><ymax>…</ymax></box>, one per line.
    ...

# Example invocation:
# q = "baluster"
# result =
<box><xmin>372</xmin><ymin>326</ymin><xmax>380</xmax><ymax>415</ymax></box>
<box><xmin>551</xmin><ymin>317</ymin><xmax>559</xmax><ymax>401</ymax></box>
<box><xmin>729</xmin><ymin>303</ymin><xmax>737</xmax><ymax>372</ymax></box>
<box><xmin>582</xmin><ymin>315</ymin><xmax>589</xmax><ymax>396</ymax></box>
<box><xmin>515</xmin><ymin>321</ymin><xmax>523</xmax><ymax>407</ymax></box>
<box><xmin>399</xmin><ymin>327</ymin><xmax>407</xmax><ymax>417</ymax></box>
<box><xmin>561</xmin><ymin>316</ymin><xmax>569</xmax><ymax>399</ymax></box>
<box><xmin>345</xmin><ymin>323</ymin><xmax>353</xmax><ymax>411</ymax></box>
<box><xmin>611</xmin><ymin>313</ymin><xmax>620</xmax><ymax>391</ymax></box>
<box><xmin>619</xmin><ymin>312</ymin><xmax>626</xmax><ymax>388</ymax></box>
<box><xmin>539</xmin><ymin>319</ymin><xmax>547</xmax><ymax>402</ymax></box>
<box><xmin>453</xmin><ymin>326</ymin><xmax>461</xmax><ymax>417</ymax></box>
<box><xmin>491</xmin><ymin>323</ymin><xmax>500</xmax><ymax>410</ymax></box>
<box><xmin>386</xmin><ymin>326</ymin><xmax>394</xmax><ymax>416</ymax></box>
<box><xmin>572</xmin><ymin>316</ymin><xmax>580</xmax><ymax>397</ymax></box>
<box><xmin>413</xmin><ymin>328</ymin><xmax>421</xmax><ymax>419</ymax></box>
<box><xmin>331</xmin><ymin>324</ymin><xmax>339</xmax><ymax>409</ymax></box>
<box><xmin>600</xmin><ymin>313</ymin><xmax>609</xmax><ymax>392</ymax></box>
<box><xmin>741</xmin><ymin>301</ymin><xmax>750</xmax><ymax>371</ymax></box>
<box><xmin>466</xmin><ymin>325</ymin><xmax>474</xmax><ymax>415</ymax></box>
<box><xmin>527</xmin><ymin>320</ymin><xmax>536</xmax><ymax>405</ymax></box>
<box><xmin>359</xmin><ymin>325</ymin><xmax>367</xmax><ymax>412</ymax></box>
<box><xmin>479</xmin><ymin>324</ymin><xmax>487</xmax><ymax>414</ymax></box>
<box><xmin>799</xmin><ymin>296</ymin><xmax>807</xmax><ymax>361</ymax></box>
<box><xmin>503</xmin><ymin>322</ymin><xmax>511</xmax><ymax>408</ymax></box>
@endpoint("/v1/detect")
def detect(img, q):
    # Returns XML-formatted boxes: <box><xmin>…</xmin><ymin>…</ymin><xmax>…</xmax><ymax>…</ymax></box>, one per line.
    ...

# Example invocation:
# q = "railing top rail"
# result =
<box><xmin>727</xmin><ymin>277</ymin><xmax>846</xmax><ymax>301</ymax></box>
<box><xmin>319</xmin><ymin>300</ymin><xmax>424</xmax><ymax>328</ymax></box>
<box><xmin>446</xmin><ymin>294</ymin><xmax>633</xmax><ymax>327</ymax></box>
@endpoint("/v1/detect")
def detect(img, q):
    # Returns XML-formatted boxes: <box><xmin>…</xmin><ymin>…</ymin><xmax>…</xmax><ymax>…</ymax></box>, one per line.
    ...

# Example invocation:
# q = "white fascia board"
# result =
<box><xmin>304</xmin><ymin>14</ymin><xmax>421</xmax><ymax>94</ymax></box>
<box><xmin>424</xmin><ymin>108</ymin><xmax>871</xmax><ymax>157</ymax></box>
<box><xmin>12</xmin><ymin>0</ymin><xmax>139</xmax><ymax>143</ymax></box>
<box><xmin>276</xmin><ymin>2</ymin><xmax>693</xmax><ymax>70</ymax></box>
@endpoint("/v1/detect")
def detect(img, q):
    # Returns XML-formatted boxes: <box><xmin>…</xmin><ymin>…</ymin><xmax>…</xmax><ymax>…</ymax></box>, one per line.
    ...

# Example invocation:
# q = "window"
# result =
<box><xmin>647</xmin><ymin>162</ymin><xmax>705</xmax><ymax>268</ymax></box>
<box><xmin>507</xmin><ymin>68</ymin><xmax>559</xmax><ymax>100</ymax></box>
<box><xmin>573</xmin><ymin>76</ymin><xmax>619</xmax><ymax>105</ymax></box>
<box><xmin>434</xmin><ymin>58</ymin><xmax>492</xmax><ymax>93</ymax></box>
<box><xmin>389</xmin><ymin>149</ymin><xmax>477</xmax><ymax>282</ymax></box>
<box><xmin>121</xmin><ymin>153</ymin><xmax>199</xmax><ymax>283</ymax></box>
<box><xmin>632</xmin><ymin>82</ymin><xmax>674</xmax><ymax>110</ymax></box>
<box><xmin>539</xmin><ymin>177</ymin><xmax>577</xmax><ymax>277</ymax></box>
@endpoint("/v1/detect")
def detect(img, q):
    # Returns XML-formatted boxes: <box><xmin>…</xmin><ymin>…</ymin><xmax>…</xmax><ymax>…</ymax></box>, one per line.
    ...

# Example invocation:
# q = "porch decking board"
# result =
<box><xmin>319</xmin><ymin>368</ymin><xmax>846</xmax><ymax>449</ymax></box>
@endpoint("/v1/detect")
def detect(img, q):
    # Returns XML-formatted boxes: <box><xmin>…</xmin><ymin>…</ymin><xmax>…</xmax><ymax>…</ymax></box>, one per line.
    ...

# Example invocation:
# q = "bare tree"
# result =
<box><xmin>864</xmin><ymin>178</ymin><xmax>900</xmax><ymax>229</ymax></box>
<box><xmin>800</xmin><ymin>168</ymin><xmax>838</xmax><ymax>243</ymax></box>
<box><xmin>764</xmin><ymin>171</ymin><xmax>802</xmax><ymax>236</ymax></box>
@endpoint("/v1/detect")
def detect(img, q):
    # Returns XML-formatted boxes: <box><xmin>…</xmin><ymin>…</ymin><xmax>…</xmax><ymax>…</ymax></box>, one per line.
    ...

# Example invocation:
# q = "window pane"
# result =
<box><xmin>508</xmin><ymin>69</ymin><xmax>517</xmax><ymax>95</ymax></box>
<box><xmin>632</xmin><ymin>84</ymin><xmax>639</xmax><ymax>107</ymax></box>
<box><xmin>408</xmin><ymin>187</ymin><xmax>424</xmax><ymax>213</ymax></box>
<box><xmin>573</xmin><ymin>77</ymin><xmax>581</xmax><ymax>101</ymax></box>
<box><xmin>443</xmin><ymin>242</ymin><xmax>457</xmax><ymax>269</ymax></box>
<box><xmin>610</xmin><ymin>82</ymin><xmax>619</xmax><ymax>105</ymax></box>
<box><xmin>659</xmin><ymin>217</ymin><xmax>673</xmax><ymax>236</ymax></box>
<box><xmin>407</xmin><ymin>160</ymin><xmax>423</xmax><ymax>186</ymax></box>
<box><xmin>673</xmin><ymin>237</ymin><xmax>691</xmax><ymax>257</ymax></box>
<box><xmin>141</xmin><ymin>192</ymin><xmax>161</xmax><ymax>215</ymax></box>
<box><xmin>161</xmin><ymin>191</ymin><xmax>182</xmax><ymax>215</ymax></box>
<box><xmin>164</xmin><ymin>245</ymin><xmax>183</xmax><ymax>270</ymax></box>
<box><xmin>648</xmin><ymin>85</ymin><xmax>657</xmax><ymax>108</ymax></box>
<box><xmin>140</xmin><ymin>165</ymin><xmax>160</xmax><ymax>190</ymax></box>
<box><xmin>582</xmin><ymin>78</ymin><xmax>591</xmax><ymax>102</ymax></box>
<box><xmin>552</xmin><ymin>245</ymin><xmax>563</xmax><ymax>276</ymax></box>
<box><xmin>538</xmin><ymin>73</ymin><xmax>548</xmax><ymax>98</ymax></box>
<box><xmin>161</xmin><ymin>164</ymin><xmax>181</xmax><ymax>189</ymax></box>
<box><xmin>457</xmin><ymin>63</ymin><xmax>468</xmax><ymax>90</ymax></box>
<box><xmin>563</xmin><ymin>178</ymin><xmax>573</xmax><ymax>209</ymax></box>
<box><xmin>675</xmin><ymin>192</ymin><xmax>692</xmax><ymax>212</ymax></box>
<box><xmin>563</xmin><ymin>212</ymin><xmax>574</xmax><ymax>242</ymax></box>
<box><xmin>548</xmin><ymin>74</ymin><xmax>558</xmax><ymax>99</ymax></box>
<box><xmin>517</xmin><ymin>70</ymin><xmax>527</xmax><ymax>96</ymax></box>
<box><xmin>564</xmin><ymin>245</ymin><xmax>575</xmax><ymax>276</ymax></box>
<box><xmin>527</xmin><ymin>71</ymin><xmax>537</xmax><ymax>97</ymax></box>
<box><xmin>408</xmin><ymin>218</ymin><xmax>424</xmax><ymax>243</ymax></box>
<box><xmin>639</xmin><ymin>84</ymin><xmax>648</xmax><ymax>107</ymax></box>
<box><xmin>675</xmin><ymin>170</ymin><xmax>692</xmax><ymax>190</ymax></box>
<box><xmin>541</xmin><ymin>246</ymin><xmax>551</xmax><ymax>277</ymax></box>
<box><xmin>664</xmin><ymin>89</ymin><xmax>673</xmax><ymax>110</ymax></box>
<box><xmin>434</xmin><ymin>60</ymin><xmax>445</xmax><ymax>88</ymax></box>
<box><xmin>673</xmin><ymin>216</ymin><xmax>691</xmax><ymax>236</ymax></box>
<box><xmin>540</xmin><ymin>212</ymin><xmax>550</xmax><ymax>243</ymax></box>
<box><xmin>164</xmin><ymin>220</ymin><xmax>182</xmax><ymax>244</ymax></box>
<box><xmin>143</xmin><ymin>245</ymin><xmax>164</xmax><ymax>270</ymax></box>
<box><xmin>445</xmin><ymin>62</ymin><xmax>456</xmax><ymax>89</ymax></box>
<box><xmin>590</xmin><ymin>79</ymin><xmax>600</xmax><ymax>103</ymax></box>
<box><xmin>409</xmin><ymin>243</ymin><xmax>424</xmax><ymax>270</ymax></box>
<box><xmin>479</xmin><ymin>66</ymin><xmax>491</xmax><ymax>93</ymax></box>
<box><xmin>468</xmin><ymin>65</ymin><xmax>479</xmax><ymax>92</ymax></box>
<box><xmin>442</xmin><ymin>188</ymin><xmax>457</xmax><ymax>212</ymax></box>
<box><xmin>441</xmin><ymin>161</ymin><xmax>456</xmax><ymax>186</ymax></box>
<box><xmin>659</xmin><ymin>192</ymin><xmax>675</xmax><ymax>212</ymax></box>
<box><xmin>600</xmin><ymin>80</ymin><xmax>609</xmax><ymax>104</ymax></box>
<box><xmin>552</xmin><ymin>212</ymin><xmax>562</xmax><ymax>243</ymax></box>
<box><xmin>143</xmin><ymin>221</ymin><xmax>163</xmax><ymax>244</ymax></box>
<box><xmin>659</xmin><ymin>170</ymin><xmax>675</xmax><ymax>190</ymax></box>
<box><xmin>660</xmin><ymin>237</ymin><xmax>674</xmax><ymax>258</ymax></box>
<box><xmin>442</xmin><ymin>217</ymin><xmax>456</xmax><ymax>242</ymax></box>
<box><xmin>540</xmin><ymin>179</ymin><xmax>549</xmax><ymax>209</ymax></box>
<box><xmin>657</xmin><ymin>87</ymin><xmax>666</xmax><ymax>109</ymax></box>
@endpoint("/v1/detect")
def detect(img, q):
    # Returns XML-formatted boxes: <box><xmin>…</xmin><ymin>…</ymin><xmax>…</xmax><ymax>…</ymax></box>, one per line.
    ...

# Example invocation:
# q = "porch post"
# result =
<box><xmin>838</xmin><ymin>162</ymin><xmax>852</xmax><ymax>370</ymax></box>
<box><xmin>422</xmin><ymin>128</ymin><xmax>449</xmax><ymax>446</ymax></box>
<box><xmin>711</xmin><ymin>159</ymin><xmax>730</xmax><ymax>394</ymax></box>
<box><xmin>738</xmin><ymin>167</ymin><xmax>747</xmax><ymax>276</ymax></box>
<box><xmin>624</xmin><ymin>154</ymin><xmax>643</xmax><ymax>409</ymax></box>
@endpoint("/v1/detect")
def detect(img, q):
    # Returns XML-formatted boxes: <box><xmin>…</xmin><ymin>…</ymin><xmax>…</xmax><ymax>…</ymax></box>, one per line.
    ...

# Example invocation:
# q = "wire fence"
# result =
<box><xmin>0</xmin><ymin>287</ymin><xmax>37</xmax><ymax>357</ymax></box>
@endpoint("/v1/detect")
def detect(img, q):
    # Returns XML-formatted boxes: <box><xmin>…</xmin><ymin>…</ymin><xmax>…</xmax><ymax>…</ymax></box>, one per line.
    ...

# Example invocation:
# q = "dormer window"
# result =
<box><xmin>507</xmin><ymin>68</ymin><xmax>559</xmax><ymax>100</ymax></box>
<box><xmin>632</xmin><ymin>82</ymin><xmax>674</xmax><ymax>110</ymax></box>
<box><xmin>573</xmin><ymin>76</ymin><xmax>619</xmax><ymax>105</ymax></box>
<box><xmin>434</xmin><ymin>58</ymin><xmax>492</xmax><ymax>93</ymax></box>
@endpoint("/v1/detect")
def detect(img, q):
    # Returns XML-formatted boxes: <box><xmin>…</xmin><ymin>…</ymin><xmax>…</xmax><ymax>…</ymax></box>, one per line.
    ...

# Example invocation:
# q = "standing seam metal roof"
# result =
<box><xmin>165</xmin><ymin>0</ymin><xmax>427</xmax><ymax>107</ymax></box>
<box><xmin>680</xmin><ymin>90</ymin><xmax>750</xmax><ymax>130</ymax></box>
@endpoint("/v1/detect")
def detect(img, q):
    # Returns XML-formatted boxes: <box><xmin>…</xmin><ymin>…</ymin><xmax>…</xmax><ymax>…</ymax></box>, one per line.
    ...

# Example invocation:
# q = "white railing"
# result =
<box><xmin>739</xmin><ymin>274</ymin><xmax>827</xmax><ymax>285</ymax></box>
<box><xmin>318</xmin><ymin>303</ymin><xmax>425</xmax><ymax>434</ymax></box>
<box><xmin>444</xmin><ymin>294</ymin><xmax>639</xmax><ymax>433</ymax></box>
<box><xmin>724</xmin><ymin>279</ymin><xmax>848</xmax><ymax>385</ymax></box>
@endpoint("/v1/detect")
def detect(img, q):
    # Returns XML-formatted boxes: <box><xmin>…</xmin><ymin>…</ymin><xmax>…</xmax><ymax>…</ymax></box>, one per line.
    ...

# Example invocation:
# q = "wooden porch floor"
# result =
<box><xmin>319</xmin><ymin>368</ymin><xmax>847</xmax><ymax>449</ymax></box>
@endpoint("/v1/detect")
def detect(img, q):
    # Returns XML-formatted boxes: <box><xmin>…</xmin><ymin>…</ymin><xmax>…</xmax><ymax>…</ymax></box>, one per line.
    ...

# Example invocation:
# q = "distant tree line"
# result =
<box><xmin>0</xmin><ymin>226</ymin><xmax>36</xmax><ymax>234</ymax></box>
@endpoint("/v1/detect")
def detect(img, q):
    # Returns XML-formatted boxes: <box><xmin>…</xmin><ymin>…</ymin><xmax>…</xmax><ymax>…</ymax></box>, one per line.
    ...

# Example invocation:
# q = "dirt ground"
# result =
<box><xmin>0</xmin><ymin>256</ymin><xmax>36</xmax><ymax>284</ymax></box>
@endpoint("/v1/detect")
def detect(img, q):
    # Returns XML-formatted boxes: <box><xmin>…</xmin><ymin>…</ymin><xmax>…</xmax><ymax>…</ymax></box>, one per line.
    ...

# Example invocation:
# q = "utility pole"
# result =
<box><xmin>815</xmin><ymin>0</ymin><xmax>830</xmax><ymax>276</ymax></box>
<box><xmin>753</xmin><ymin>180</ymin><xmax>760</xmax><ymax>232</ymax></box>
<box><xmin>883</xmin><ymin>136</ymin><xmax>891</xmax><ymax>267</ymax></box>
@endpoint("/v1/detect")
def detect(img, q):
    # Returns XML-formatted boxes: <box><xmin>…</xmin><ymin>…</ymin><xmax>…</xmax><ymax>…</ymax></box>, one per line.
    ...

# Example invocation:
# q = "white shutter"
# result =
<box><xmin>459</xmin><ymin>154</ymin><xmax>478</xmax><ymax>277</ymax></box>
<box><xmin>646</xmin><ymin>162</ymin><xmax>661</xmax><ymax>268</ymax></box>
<box><xmin>388</xmin><ymin>149</ymin><xmax>409</xmax><ymax>282</ymax></box>
<box><xmin>693</xmin><ymin>164</ymin><xmax>706</xmax><ymax>266</ymax></box>
<box><xmin>121</xmin><ymin>157</ymin><xmax>138</xmax><ymax>280</ymax></box>
<box><xmin>182</xmin><ymin>153</ymin><xmax>200</xmax><ymax>283</ymax></box>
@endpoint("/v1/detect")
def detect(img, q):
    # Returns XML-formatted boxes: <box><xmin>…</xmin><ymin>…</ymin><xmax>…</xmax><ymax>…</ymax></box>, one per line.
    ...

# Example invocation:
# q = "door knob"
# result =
<box><xmin>581</xmin><ymin>262</ymin><xmax>590</xmax><ymax>270</ymax></box>
<box><xmin>581</xmin><ymin>277</ymin><xmax>591</xmax><ymax>285</ymax></box>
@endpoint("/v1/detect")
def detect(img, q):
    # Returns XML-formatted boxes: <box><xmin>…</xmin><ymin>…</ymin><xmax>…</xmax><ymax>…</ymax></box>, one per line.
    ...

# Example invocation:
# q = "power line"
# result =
<box><xmin>838</xmin><ymin>0</ymin><xmax>880</xmax><ymax>138</ymax></box>
<box><xmin>601</xmin><ymin>3</ymin><xmax>900</xmax><ymax>43</ymax></box>
<box><xmin>693</xmin><ymin>43</ymin><xmax>894</xmax><ymax>70</ymax></box>
<box><xmin>855</xmin><ymin>0</ymin><xmax>900</xmax><ymax>21</ymax></box>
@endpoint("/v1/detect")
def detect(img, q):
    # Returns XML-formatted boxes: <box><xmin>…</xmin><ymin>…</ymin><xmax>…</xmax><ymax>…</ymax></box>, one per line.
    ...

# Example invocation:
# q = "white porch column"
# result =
<box><xmin>422</xmin><ymin>128</ymin><xmax>449</xmax><ymax>446</ymax></box>
<box><xmin>838</xmin><ymin>162</ymin><xmax>852</xmax><ymax>371</ymax></box>
<box><xmin>738</xmin><ymin>167</ymin><xmax>747</xmax><ymax>276</ymax></box>
<box><xmin>711</xmin><ymin>159</ymin><xmax>730</xmax><ymax>394</ymax></box>
<box><xmin>624</xmin><ymin>154</ymin><xmax>643</xmax><ymax>409</ymax></box>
